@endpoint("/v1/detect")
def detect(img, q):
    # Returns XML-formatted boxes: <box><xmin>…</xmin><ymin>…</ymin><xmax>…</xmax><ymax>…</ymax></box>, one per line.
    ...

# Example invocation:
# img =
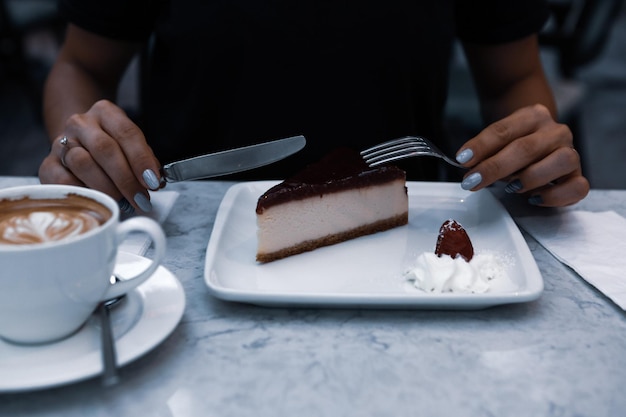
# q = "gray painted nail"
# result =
<box><xmin>528</xmin><ymin>195</ymin><xmax>544</xmax><ymax>206</ymax></box>
<box><xmin>461</xmin><ymin>172</ymin><xmax>482</xmax><ymax>190</ymax></box>
<box><xmin>142</xmin><ymin>169</ymin><xmax>160</xmax><ymax>190</ymax></box>
<box><xmin>133</xmin><ymin>193</ymin><xmax>153</xmax><ymax>212</ymax></box>
<box><xmin>505</xmin><ymin>179</ymin><xmax>523</xmax><ymax>193</ymax></box>
<box><xmin>456</xmin><ymin>148</ymin><xmax>473</xmax><ymax>164</ymax></box>
<box><xmin>118</xmin><ymin>198</ymin><xmax>135</xmax><ymax>214</ymax></box>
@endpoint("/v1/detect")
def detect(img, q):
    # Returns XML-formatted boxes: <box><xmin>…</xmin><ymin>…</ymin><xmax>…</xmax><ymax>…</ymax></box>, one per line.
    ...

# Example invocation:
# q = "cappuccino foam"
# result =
<box><xmin>0</xmin><ymin>194</ymin><xmax>112</xmax><ymax>245</ymax></box>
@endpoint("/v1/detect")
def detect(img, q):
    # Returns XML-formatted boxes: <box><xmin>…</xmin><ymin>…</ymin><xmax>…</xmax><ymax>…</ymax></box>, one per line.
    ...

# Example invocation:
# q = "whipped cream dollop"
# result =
<box><xmin>405</xmin><ymin>251</ymin><xmax>508</xmax><ymax>293</ymax></box>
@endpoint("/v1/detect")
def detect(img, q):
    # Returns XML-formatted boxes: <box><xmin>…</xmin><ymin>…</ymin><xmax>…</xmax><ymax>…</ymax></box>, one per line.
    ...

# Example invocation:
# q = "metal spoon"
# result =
<box><xmin>99</xmin><ymin>277</ymin><xmax>125</xmax><ymax>387</ymax></box>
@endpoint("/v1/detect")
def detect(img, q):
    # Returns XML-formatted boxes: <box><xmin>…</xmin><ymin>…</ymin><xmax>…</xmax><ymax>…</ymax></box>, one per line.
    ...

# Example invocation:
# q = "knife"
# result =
<box><xmin>161</xmin><ymin>135</ymin><xmax>306</xmax><ymax>182</ymax></box>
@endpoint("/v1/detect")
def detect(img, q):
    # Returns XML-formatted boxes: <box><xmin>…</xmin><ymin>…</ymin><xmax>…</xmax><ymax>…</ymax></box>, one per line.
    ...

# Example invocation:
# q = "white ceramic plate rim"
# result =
<box><xmin>204</xmin><ymin>181</ymin><xmax>543</xmax><ymax>309</ymax></box>
<box><xmin>0</xmin><ymin>252</ymin><xmax>185</xmax><ymax>392</ymax></box>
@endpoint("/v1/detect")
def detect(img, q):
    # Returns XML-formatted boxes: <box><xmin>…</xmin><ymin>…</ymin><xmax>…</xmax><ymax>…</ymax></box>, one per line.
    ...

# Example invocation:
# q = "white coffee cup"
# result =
<box><xmin>0</xmin><ymin>184</ymin><xmax>166</xmax><ymax>344</ymax></box>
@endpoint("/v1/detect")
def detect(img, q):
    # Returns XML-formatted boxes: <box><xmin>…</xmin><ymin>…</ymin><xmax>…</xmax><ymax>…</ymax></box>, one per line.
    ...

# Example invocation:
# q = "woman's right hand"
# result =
<box><xmin>38</xmin><ymin>99</ymin><xmax>164</xmax><ymax>213</ymax></box>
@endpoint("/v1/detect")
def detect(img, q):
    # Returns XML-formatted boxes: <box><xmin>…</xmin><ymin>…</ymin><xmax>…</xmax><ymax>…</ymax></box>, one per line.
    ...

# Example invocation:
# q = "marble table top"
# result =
<box><xmin>1</xmin><ymin>177</ymin><xmax>625</xmax><ymax>417</ymax></box>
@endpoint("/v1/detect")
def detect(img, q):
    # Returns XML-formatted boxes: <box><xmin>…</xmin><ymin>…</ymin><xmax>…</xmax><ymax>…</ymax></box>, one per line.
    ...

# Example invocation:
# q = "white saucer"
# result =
<box><xmin>0</xmin><ymin>252</ymin><xmax>185</xmax><ymax>392</ymax></box>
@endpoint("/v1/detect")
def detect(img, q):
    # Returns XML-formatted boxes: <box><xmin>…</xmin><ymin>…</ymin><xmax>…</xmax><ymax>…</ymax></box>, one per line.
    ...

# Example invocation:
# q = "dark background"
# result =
<box><xmin>1</xmin><ymin>1</ymin><xmax>625</xmax><ymax>189</ymax></box>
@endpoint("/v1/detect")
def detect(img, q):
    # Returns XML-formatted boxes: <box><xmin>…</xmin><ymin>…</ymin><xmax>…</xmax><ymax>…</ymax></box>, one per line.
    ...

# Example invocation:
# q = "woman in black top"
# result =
<box><xmin>39</xmin><ymin>0</ymin><xmax>589</xmax><ymax>212</ymax></box>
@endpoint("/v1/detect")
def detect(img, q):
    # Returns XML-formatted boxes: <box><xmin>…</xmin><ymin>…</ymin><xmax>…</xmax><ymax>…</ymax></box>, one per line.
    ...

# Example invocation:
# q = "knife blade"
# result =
<box><xmin>161</xmin><ymin>135</ymin><xmax>306</xmax><ymax>182</ymax></box>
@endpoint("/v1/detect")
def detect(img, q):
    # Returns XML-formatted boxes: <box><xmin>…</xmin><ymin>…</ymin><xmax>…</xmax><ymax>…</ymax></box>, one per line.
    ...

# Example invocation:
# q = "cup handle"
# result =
<box><xmin>99</xmin><ymin>217</ymin><xmax>166</xmax><ymax>301</ymax></box>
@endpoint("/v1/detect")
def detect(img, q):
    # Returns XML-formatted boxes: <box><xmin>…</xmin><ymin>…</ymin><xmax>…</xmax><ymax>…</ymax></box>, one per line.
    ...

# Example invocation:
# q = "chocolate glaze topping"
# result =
<box><xmin>256</xmin><ymin>147</ymin><xmax>405</xmax><ymax>213</ymax></box>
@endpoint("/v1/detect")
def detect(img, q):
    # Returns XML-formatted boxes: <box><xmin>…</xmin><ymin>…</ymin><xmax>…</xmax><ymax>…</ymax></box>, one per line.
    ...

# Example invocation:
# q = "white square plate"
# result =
<box><xmin>204</xmin><ymin>181</ymin><xmax>543</xmax><ymax>309</ymax></box>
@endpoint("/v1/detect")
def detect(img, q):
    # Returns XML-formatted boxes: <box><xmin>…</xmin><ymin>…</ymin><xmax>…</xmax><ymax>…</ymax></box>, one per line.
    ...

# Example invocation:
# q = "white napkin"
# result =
<box><xmin>119</xmin><ymin>191</ymin><xmax>179</xmax><ymax>255</ymax></box>
<box><xmin>517</xmin><ymin>210</ymin><xmax>626</xmax><ymax>310</ymax></box>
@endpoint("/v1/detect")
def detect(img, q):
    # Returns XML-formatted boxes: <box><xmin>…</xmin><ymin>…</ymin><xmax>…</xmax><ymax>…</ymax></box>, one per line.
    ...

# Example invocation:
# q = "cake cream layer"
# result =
<box><xmin>256</xmin><ymin>179</ymin><xmax>408</xmax><ymax>261</ymax></box>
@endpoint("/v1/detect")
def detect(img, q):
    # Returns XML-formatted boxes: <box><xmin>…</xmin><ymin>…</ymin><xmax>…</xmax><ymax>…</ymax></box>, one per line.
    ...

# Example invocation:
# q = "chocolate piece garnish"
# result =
<box><xmin>434</xmin><ymin>219</ymin><xmax>474</xmax><ymax>261</ymax></box>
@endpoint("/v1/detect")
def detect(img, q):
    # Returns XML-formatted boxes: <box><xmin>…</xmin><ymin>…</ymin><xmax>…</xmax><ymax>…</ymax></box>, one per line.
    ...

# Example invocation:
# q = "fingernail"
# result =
<box><xmin>142</xmin><ymin>169</ymin><xmax>160</xmax><ymax>190</ymax></box>
<box><xmin>528</xmin><ymin>195</ymin><xmax>544</xmax><ymax>206</ymax></box>
<box><xmin>456</xmin><ymin>148</ymin><xmax>473</xmax><ymax>164</ymax></box>
<box><xmin>134</xmin><ymin>193</ymin><xmax>153</xmax><ymax>212</ymax></box>
<box><xmin>118</xmin><ymin>198</ymin><xmax>135</xmax><ymax>214</ymax></box>
<box><xmin>505</xmin><ymin>179</ymin><xmax>523</xmax><ymax>193</ymax></box>
<box><xmin>461</xmin><ymin>172</ymin><xmax>482</xmax><ymax>190</ymax></box>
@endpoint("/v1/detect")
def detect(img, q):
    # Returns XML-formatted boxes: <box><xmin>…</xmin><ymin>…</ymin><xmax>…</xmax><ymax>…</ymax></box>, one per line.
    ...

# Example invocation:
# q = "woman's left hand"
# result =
<box><xmin>455</xmin><ymin>104</ymin><xmax>590</xmax><ymax>207</ymax></box>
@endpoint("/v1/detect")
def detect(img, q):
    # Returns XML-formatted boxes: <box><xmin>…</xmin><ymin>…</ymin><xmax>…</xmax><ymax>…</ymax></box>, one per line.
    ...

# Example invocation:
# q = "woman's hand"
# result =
<box><xmin>455</xmin><ymin>104</ymin><xmax>590</xmax><ymax>207</ymax></box>
<box><xmin>38</xmin><ymin>100</ymin><xmax>164</xmax><ymax>213</ymax></box>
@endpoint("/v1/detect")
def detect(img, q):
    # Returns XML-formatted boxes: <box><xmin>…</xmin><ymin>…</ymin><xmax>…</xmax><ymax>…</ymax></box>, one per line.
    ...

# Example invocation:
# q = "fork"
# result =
<box><xmin>360</xmin><ymin>136</ymin><xmax>466</xmax><ymax>169</ymax></box>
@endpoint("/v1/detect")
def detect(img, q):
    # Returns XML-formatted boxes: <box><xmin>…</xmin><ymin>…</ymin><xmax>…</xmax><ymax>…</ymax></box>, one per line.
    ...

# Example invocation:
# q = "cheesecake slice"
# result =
<box><xmin>255</xmin><ymin>147</ymin><xmax>408</xmax><ymax>263</ymax></box>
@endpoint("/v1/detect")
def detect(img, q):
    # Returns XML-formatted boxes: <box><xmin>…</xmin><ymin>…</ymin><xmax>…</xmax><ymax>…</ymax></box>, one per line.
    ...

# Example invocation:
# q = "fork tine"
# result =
<box><xmin>361</xmin><ymin>135</ymin><xmax>466</xmax><ymax>169</ymax></box>
<box><xmin>361</xmin><ymin>136</ymin><xmax>427</xmax><ymax>163</ymax></box>
<box><xmin>366</xmin><ymin>150</ymin><xmax>429</xmax><ymax>167</ymax></box>
<box><xmin>362</xmin><ymin>144</ymin><xmax>430</xmax><ymax>165</ymax></box>
<box><xmin>360</xmin><ymin>137</ymin><xmax>423</xmax><ymax>157</ymax></box>
<box><xmin>362</xmin><ymin>142</ymin><xmax>429</xmax><ymax>160</ymax></box>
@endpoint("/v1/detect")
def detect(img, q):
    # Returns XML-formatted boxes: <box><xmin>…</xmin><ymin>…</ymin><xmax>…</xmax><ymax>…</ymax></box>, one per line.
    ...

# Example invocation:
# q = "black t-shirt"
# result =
<box><xmin>59</xmin><ymin>0</ymin><xmax>548</xmax><ymax>180</ymax></box>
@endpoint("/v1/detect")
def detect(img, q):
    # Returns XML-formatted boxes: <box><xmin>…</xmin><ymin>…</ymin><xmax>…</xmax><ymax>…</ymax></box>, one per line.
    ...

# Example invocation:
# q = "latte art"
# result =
<box><xmin>0</xmin><ymin>194</ymin><xmax>112</xmax><ymax>245</ymax></box>
<box><xmin>1</xmin><ymin>211</ymin><xmax>101</xmax><ymax>244</ymax></box>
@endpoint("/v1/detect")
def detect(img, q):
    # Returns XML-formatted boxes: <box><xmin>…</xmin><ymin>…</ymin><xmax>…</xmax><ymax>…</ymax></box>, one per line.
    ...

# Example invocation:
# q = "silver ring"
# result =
<box><xmin>59</xmin><ymin>136</ymin><xmax>70</xmax><ymax>167</ymax></box>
